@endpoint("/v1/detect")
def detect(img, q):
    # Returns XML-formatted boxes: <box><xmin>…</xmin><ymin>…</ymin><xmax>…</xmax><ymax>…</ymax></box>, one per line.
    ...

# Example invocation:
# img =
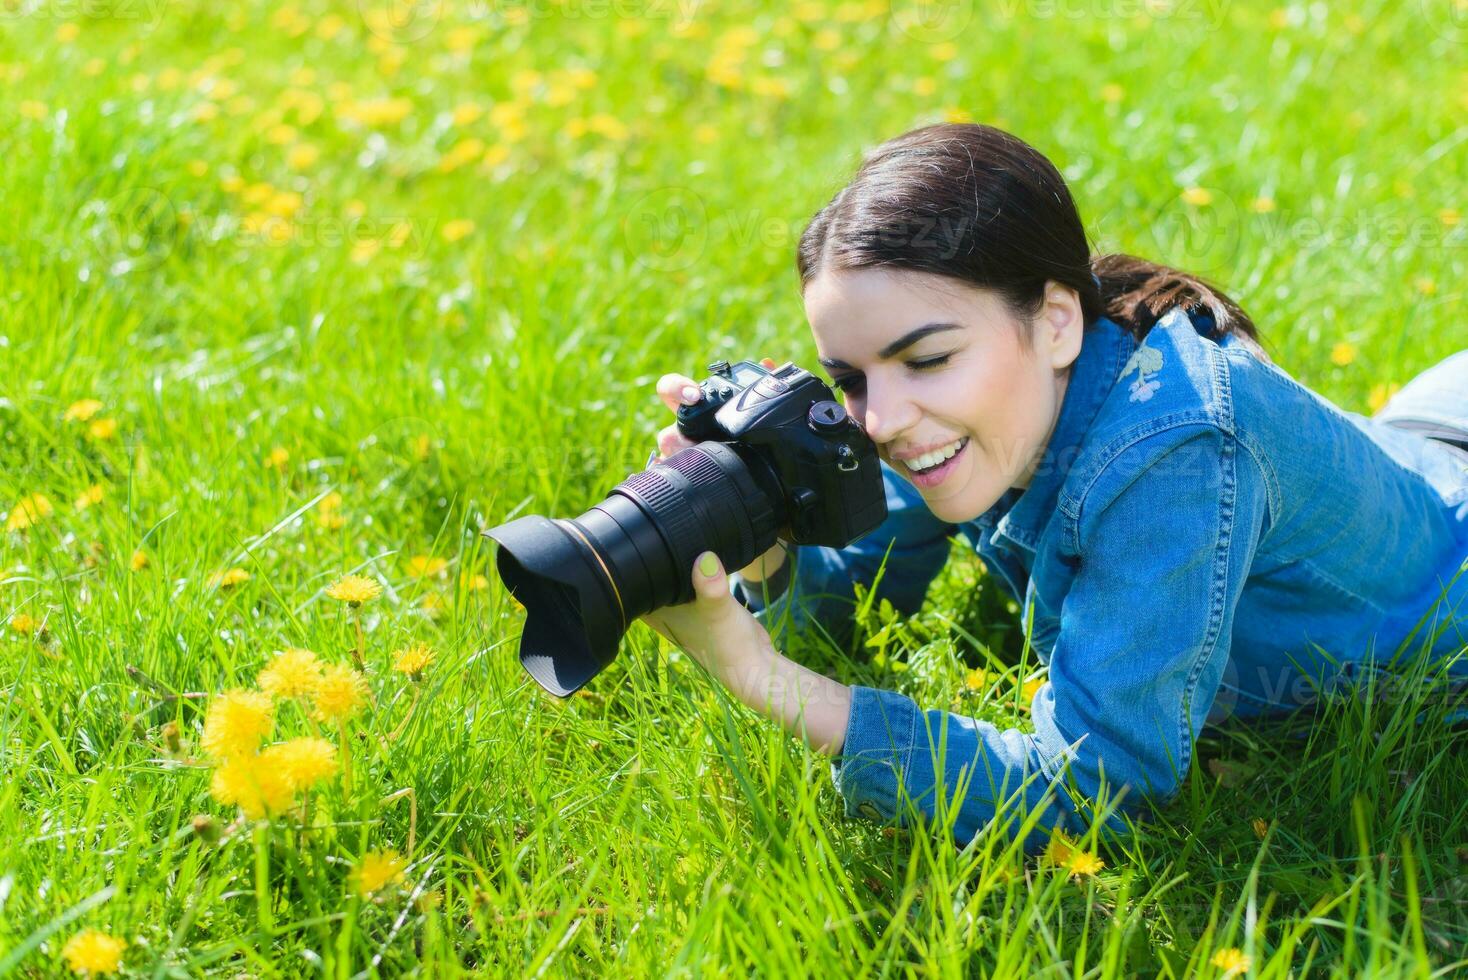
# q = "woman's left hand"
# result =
<box><xmin>639</xmin><ymin>550</ymin><xmax>853</xmax><ymax>754</ymax></box>
<box><xmin>637</xmin><ymin>551</ymin><xmax>776</xmax><ymax>679</ymax></box>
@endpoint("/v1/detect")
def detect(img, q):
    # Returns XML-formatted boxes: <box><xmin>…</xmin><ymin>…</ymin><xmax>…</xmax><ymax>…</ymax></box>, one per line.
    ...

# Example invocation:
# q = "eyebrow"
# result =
<box><xmin>817</xmin><ymin>322</ymin><xmax>964</xmax><ymax>371</ymax></box>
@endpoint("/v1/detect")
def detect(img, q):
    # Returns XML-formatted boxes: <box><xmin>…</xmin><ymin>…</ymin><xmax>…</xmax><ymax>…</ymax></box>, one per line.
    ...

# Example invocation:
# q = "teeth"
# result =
<box><xmin>907</xmin><ymin>437</ymin><xmax>966</xmax><ymax>473</ymax></box>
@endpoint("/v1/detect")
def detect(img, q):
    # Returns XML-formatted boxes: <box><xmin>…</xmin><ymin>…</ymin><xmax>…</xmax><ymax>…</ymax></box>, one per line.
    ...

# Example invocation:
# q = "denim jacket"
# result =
<box><xmin>731</xmin><ymin>307</ymin><xmax>1468</xmax><ymax>850</ymax></box>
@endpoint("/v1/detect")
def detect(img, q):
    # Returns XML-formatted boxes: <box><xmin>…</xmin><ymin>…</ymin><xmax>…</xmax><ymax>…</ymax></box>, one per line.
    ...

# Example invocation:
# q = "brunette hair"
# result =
<box><xmin>797</xmin><ymin>123</ymin><xmax>1269</xmax><ymax>362</ymax></box>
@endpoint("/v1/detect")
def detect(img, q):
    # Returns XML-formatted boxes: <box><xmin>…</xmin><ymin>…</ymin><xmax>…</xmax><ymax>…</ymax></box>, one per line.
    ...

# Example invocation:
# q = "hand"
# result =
<box><xmin>653</xmin><ymin>359</ymin><xmax>792</xmax><ymax>582</ymax></box>
<box><xmin>651</xmin><ymin>356</ymin><xmax>780</xmax><ymax>463</ymax></box>
<box><xmin>638</xmin><ymin>550</ymin><xmax>853</xmax><ymax>755</ymax></box>
<box><xmin>637</xmin><ymin>551</ymin><xmax>776</xmax><ymax>678</ymax></box>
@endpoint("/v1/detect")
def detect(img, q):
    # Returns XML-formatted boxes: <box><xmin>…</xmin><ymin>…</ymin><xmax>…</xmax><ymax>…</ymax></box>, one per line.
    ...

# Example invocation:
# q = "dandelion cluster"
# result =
<box><xmin>200</xmin><ymin>647</ymin><xmax>367</xmax><ymax>819</ymax></box>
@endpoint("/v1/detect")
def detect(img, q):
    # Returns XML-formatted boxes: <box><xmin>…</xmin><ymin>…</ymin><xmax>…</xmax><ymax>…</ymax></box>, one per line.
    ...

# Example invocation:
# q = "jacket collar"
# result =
<box><xmin>976</xmin><ymin>316</ymin><xmax>1134</xmax><ymax>552</ymax></box>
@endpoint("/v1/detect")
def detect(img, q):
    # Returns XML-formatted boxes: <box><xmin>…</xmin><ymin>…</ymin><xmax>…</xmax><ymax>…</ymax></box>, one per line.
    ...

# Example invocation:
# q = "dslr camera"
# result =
<box><xmin>485</xmin><ymin>358</ymin><xmax>888</xmax><ymax>696</ymax></box>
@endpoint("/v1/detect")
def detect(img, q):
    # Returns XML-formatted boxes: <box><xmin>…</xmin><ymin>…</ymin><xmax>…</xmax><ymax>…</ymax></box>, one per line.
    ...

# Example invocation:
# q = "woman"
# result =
<box><xmin>638</xmin><ymin>123</ymin><xmax>1468</xmax><ymax>852</ymax></box>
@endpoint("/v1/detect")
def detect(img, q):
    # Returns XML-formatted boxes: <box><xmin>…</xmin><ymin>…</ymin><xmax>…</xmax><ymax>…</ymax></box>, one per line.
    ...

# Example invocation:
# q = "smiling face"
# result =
<box><xmin>804</xmin><ymin>267</ymin><xmax>1086</xmax><ymax>523</ymax></box>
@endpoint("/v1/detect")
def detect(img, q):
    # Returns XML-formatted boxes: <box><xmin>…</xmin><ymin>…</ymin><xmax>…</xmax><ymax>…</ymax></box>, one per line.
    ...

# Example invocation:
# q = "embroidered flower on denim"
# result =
<box><xmin>1122</xmin><ymin>341</ymin><xmax>1165</xmax><ymax>402</ymax></box>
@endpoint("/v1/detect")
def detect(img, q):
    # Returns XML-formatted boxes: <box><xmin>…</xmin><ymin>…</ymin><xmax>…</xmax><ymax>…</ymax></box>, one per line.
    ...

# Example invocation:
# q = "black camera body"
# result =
<box><xmin>484</xmin><ymin>357</ymin><xmax>889</xmax><ymax>697</ymax></box>
<box><xmin>675</xmin><ymin>359</ymin><xmax>886</xmax><ymax>546</ymax></box>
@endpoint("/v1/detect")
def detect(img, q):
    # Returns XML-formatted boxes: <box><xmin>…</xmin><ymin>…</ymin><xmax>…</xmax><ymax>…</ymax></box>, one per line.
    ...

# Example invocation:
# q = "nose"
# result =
<box><xmin>853</xmin><ymin>381</ymin><xmax>920</xmax><ymax>448</ymax></box>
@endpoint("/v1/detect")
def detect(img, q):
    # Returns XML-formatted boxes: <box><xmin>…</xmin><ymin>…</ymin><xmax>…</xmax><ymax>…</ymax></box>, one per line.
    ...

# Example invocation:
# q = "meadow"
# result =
<box><xmin>2</xmin><ymin>0</ymin><xmax>1467</xmax><ymax>974</ymax></box>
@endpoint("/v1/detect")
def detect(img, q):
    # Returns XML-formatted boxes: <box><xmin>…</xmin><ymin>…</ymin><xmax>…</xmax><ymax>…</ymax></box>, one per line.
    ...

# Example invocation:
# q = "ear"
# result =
<box><xmin>1037</xmin><ymin>280</ymin><xmax>1085</xmax><ymax>370</ymax></box>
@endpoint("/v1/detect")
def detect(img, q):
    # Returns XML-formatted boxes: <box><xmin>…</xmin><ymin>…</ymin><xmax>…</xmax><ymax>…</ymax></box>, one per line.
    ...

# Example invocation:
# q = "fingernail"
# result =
<box><xmin>681</xmin><ymin>385</ymin><xmax>701</xmax><ymax>404</ymax></box>
<box><xmin>697</xmin><ymin>552</ymin><xmax>719</xmax><ymax>578</ymax></box>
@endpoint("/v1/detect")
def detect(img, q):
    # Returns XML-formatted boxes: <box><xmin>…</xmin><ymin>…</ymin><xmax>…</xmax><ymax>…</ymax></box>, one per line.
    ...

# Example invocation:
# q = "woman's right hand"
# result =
<box><xmin>654</xmin><ymin>368</ymin><xmax>791</xmax><ymax>584</ymax></box>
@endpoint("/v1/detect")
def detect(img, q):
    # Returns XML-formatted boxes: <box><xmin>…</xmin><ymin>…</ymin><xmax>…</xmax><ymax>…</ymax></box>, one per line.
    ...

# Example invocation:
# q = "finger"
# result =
<box><xmin>657</xmin><ymin>424</ymin><xmax>696</xmax><ymax>458</ymax></box>
<box><xmin>656</xmin><ymin>373</ymin><xmax>703</xmax><ymax>413</ymax></box>
<box><xmin>691</xmin><ymin>551</ymin><xmax>729</xmax><ymax>604</ymax></box>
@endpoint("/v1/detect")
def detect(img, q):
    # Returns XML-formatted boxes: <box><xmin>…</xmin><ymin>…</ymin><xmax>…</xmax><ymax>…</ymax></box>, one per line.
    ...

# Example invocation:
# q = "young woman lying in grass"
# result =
<box><xmin>639</xmin><ymin>122</ymin><xmax>1468</xmax><ymax>852</ymax></box>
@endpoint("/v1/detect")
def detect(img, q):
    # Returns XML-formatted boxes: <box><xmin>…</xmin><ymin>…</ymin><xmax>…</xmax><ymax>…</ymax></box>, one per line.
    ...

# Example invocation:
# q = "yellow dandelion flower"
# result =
<box><xmin>64</xmin><ymin>398</ymin><xmax>104</xmax><ymax>422</ymax></box>
<box><xmin>265</xmin><ymin>191</ymin><xmax>302</xmax><ymax>218</ymax></box>
<box><xmin>1210</xmin><ymin>947</ymin><xmax>1251</xmax><ymax>973</ymax></box>
<box><xmin>73</xmin><ymin>485</ymin><xmax>106</xmax><ymax>511</ymax></box>
<box><xmin>264</xmin><ymin>446</ymin><xmax>290</xmax><ymax>469</ymax></box>
<box><xmin>1367</xmin><ymin>382</ymin><xmax>1401</xmax><ymax>415</ymax></box>
<box><xmin>200</xmin><ymin>688</ymin><xmax>274</xmax><ymax>760</ymax></box>
<box><xmin>1251</xmin><ymin>817</ymin><xmax>1270</xmax><ymax>840</ymax></box>
<box><xmin>315</xmin><ymin>504</ymin><xmax>347</xmax><ymax>529</ymax></box>
<box><xmin>440</xmin><ymin>219</ymin><xmax>476</xmax><ymax>243</ymax></box>
<box><xmin>10</xmin><ymin>612</ymin><xmax>42</xmax><ymax>636</ymax></box>
<box><xmin>411</xmin><ymin>434</ymin><xmax>432</xmax><ymax>460</ymax></box>
<box><xmin>210</xmin><ymin>754</ymin><xmax>295</xmax><ymax>818</ymax></box>
<box><xmin>461</xmin><ymin>573</ymin><xmax>489</xmax><ymax>591</ymax></box>
<box><xmin>436</xmin><ymin>138</ymin><xmax>485</xmax><ymax>173</ymax></box>
<box><xmin>1064</xmin><ymin>850</ymin><xmax>1105</xmax><ymax>877</ymax></box>
<box><xmin>287</xmin><ymin>143</ymin><xmax>320</xmax><ymax>169</ymax></box>
<box><xmin>941</xmin><ymin>106</ymin><xmax>973</xmax><ymax>124</ymax></box>
<box><xmin>1330</xmin><ymin>341</ymin><xmax>1358</xmax><ymax>366</ymax></box>
<box><xmin>1441</xmin><ymin>208</ymin><xmax>1461</xmax><ymax>228</ymax></box>
<box><xmin>1021</xmin><ymin>678</ymin><xmax>1046</xmax><ymax>705</ymax></box>
<box><xmin>349</xmin><ymin>239</ymin><xmax>380</xmax><ymax>265</ymax></box>
<box><xmin>964</xmin><ymin>669</ymin><xmax>989</xmax><ymax>692</ymax></box>
<box><xmin>7</xmin><ymin>493</ymin><xmax>55</xmax><ymax>531</ymax></box>
<box><xmin>1248</xmin><ymin>195</ymin><xmax>1276</xmax><ymax>213</ymax></box>
<box><xmin>565</xmin><ymin>66</ymin><xmax>598</xmax><ymax>90</ymax></box>
<box><xmin>587</xmin><ymin>113</ymin><xmax>628</xmax><ymax>140</ymax></box>
<box><xmin>451</xmin><ymin>102</ymin><xmax>482</xmax><ymax>126</ymax></box>
<box><xmin>392</xmin><ymin>642</ymin><xmax>435</xmax><ymax>677</ymax></box>
<box><xmin>258</xmin><ymin>647</ymin><xmax>321</xmax><ymax>698</ymax></box>
<box><xmin>444</xmin><ymin>24</ymin><xmax>480</xmax><ymax>52</ymax></box>
<box><xmin>61</xmin><ymin>928</ymin><xmax>126</xmax><ymax>975</ymax></box>
<box><xmin>129</xmin><ymin>549</ymin><xmax>149</xmax><ymax>572</ymax></box>
<box><xmin>1044</xmin><ymin>833</ymin><xmax>1075</xmax><ymax>864</ymax></box>
<box><xmin>352</xmin><ymin>848</ymin><xmax>407</xmax><ymax>897</ymax></box>
<box><xmin>87</xmin><ymin>418</ymin><xmax>118</xmax><ymax>440</ymax></box>
<box><xmin>1181</xmin><ymin>187</ymin><xmax>1214</xmax><ymax>207</ymax></box>
<box><xmin>208</xmin><ymin>567</ymin><xmax>251</xmax><ymax>589</ymax></box>
<box><xmin>261</xmin><ymin>736</ymin><xmax>338</xmax><ymax>789</ymax></box>
<box><xmin>326</xmin><ymin>574</ymin><xmax>381</xmax><ymax>605</ymax></box>
<box><xmin>406</xmin><ymin>555</ymin><xmax>448</xmax><ymax>579</ymax></box>
<box><xmin>312</xmin><ymin>663</ymin><xmax>368</xmax><ymax>722</ymax></box>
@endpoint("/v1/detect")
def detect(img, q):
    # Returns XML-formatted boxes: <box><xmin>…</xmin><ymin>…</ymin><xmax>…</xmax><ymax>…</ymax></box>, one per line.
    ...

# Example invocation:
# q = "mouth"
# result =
<box><xmin>893</xmin><ymin>436</ymin><xmax>970</xmax><ymax>487</ymax></box>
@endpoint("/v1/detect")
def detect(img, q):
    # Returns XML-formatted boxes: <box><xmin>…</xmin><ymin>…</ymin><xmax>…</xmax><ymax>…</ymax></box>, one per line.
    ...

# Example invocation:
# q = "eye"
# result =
<box><xmin>829</xmin><ymin>355</ymin><xmax>950</xmax><ymax>394</ymax></box>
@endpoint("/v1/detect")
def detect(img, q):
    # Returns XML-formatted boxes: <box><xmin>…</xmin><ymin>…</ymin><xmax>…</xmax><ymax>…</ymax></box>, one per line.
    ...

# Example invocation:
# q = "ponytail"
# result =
<box><xmin>1090</xmin><ymin>253</ymin><xmax>1271</xmax><ymax>363</ymax></box>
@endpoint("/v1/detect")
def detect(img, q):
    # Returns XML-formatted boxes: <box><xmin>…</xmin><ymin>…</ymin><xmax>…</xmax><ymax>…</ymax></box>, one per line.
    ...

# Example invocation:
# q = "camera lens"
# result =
<box><xmin>485</xmin><ymin>441</ymin><xmax>781</xmax><ymax>696</ymax></box>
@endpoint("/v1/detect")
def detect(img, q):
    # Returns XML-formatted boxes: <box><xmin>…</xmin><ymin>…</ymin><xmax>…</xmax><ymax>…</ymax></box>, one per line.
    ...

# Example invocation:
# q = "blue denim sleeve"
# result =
<box><xmin>730</xmin><ymin>460</ymin><xmax>958</xmax><ymax>647</ymax></box>
<box><xmin>831</xmin><ymin>425</ymin><xmax>1269</xmax><ymax>851</ymax></box>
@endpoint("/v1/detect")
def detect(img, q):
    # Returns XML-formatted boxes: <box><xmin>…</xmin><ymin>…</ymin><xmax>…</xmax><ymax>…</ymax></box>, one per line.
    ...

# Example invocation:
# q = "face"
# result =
<box><xmin>804</xmin><ymin>267</ymin><xmax>1085</xmax><ymax>523</ymax></box>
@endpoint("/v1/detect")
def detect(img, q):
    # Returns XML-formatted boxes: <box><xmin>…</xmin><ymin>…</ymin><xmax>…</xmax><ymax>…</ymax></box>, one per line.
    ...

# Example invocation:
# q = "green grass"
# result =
<box><xmin>3</xmin><ymin>0</ymin><xmax>1467</xmax><ymax>974</ymax></box>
